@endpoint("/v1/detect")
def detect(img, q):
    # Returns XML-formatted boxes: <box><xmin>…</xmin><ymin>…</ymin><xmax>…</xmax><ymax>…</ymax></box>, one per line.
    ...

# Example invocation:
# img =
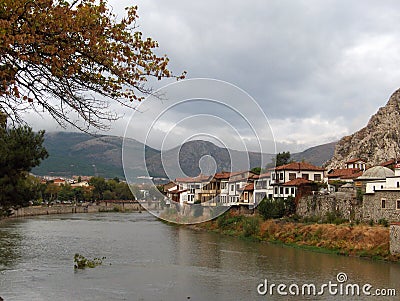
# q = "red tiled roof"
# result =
<box><xmin>327</xmin><ymin>168</ymin><xmax>361</xmax><ymax>179</ymax></box>
<box><xmin>275</xmin><ymin>162</ymin><xmax>325</xmax><ymax>171</ymax></box>
<box><xmin>380</xmin><ymin>159</ymin><xmax>399</xmax><ymax>167</ymax></box>
<box><xmin>175</xmin><ymin>174</ymin><xmax>211</xmax><ymax>183</ymax></box>
<box><xmin>346</xmin><ymin>158</ymin><xmax>365</xmax><ymax>164</ymax></box>
<box><xmin>341</xmin><ymin>172</ymin><xmax>363</xmax><ymax>179</ymax></box>
<box><xmin>282</xmin><ymin>178</ymin><xmax>312</xmax><ymax>186</ymax></box>
<box><xmin>229</xmin><ymin>170</ymin><xmax>252</xmax><ymax>176</ymax></box>
<box><xmin>168</xmin><ymin>189</ymin><xmax>188</xmax><ymax>194</ymax></box>
<box><xmin>242</xmin><ymin>183</ymin><xmax>254</xmax><ymax>191</ymax></box>
<box><xmin>258</xmin><ymin>172</ymin><xmax>271</xmax><ymax>178</ymax></box>
<box><xmin>214</xmin><ymin>172</ymin><xmax>232</xmax><ymax>179</ymax></box>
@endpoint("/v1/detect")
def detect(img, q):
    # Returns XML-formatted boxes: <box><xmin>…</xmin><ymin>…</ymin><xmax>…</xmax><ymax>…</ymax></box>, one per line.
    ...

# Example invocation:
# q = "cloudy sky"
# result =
<box><xmin>27</xmin><ymin>0</ymin><xmax>400</xmax><ymax>152</ymax></box>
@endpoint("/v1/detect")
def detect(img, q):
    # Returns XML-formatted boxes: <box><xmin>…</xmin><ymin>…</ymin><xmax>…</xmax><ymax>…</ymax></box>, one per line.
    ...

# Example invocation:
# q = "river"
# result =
<box><xmin>0</xmin><ymin>212</ymin><xmax>399</xmax><ymax>300</ymax></box>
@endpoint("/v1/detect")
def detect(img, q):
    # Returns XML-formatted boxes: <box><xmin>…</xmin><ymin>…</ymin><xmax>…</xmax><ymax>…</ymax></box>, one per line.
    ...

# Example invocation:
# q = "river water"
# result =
<box><xmin>0</xmin><ymin>212</ymin><xmax>399</xmax><ymax>301</ymax></box>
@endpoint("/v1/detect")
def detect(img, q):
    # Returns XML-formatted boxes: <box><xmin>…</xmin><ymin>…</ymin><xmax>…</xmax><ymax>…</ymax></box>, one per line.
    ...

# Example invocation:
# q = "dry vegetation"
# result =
<box><xmin>194</xmin><ymin>210</ymin><xmax>400</xmax><ymax>262</ymax></box>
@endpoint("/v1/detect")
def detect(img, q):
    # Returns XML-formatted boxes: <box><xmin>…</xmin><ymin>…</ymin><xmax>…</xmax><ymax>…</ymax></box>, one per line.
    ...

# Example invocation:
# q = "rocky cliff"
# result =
<box><xmin>327</xmin><ymin>89</ymin><xmax>400</xmax><ymax>169</ymax></box>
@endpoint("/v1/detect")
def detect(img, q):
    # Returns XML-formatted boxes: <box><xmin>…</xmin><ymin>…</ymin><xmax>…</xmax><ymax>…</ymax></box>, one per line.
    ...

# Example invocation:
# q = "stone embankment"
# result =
<box><xmin>7</xmin><ymin>200</ymin><xmax>143</xmax><ymax>219</ymax></box>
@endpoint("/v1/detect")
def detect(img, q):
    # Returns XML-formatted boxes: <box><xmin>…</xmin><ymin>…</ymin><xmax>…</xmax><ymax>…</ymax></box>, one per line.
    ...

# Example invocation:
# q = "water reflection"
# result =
<box><xmin>0</xmin><ymin>213</ymin><xmax>399</xmax><ymax>301</ymax></box>
<box><xmin>0</xmin><ymin>220</ymin><xmax>24</xmax><ymax>270</ymax></box>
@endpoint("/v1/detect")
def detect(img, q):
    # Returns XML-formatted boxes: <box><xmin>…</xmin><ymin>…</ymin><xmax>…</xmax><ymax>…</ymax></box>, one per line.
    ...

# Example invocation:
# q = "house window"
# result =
<box><xmin>289</xmin><ymin>173</ymin><xmax>296</xmax><ymax>180</ymax></box>
<box><xmin>230</xmin><ymin>185</ymin><xmax>234</xmax><ymax>192</ymax></box>
<box><xmin>397</xmin><ymin>200</ymin><xmax>400</xmax><ymax>210</ymax></box>
<box><xmin>285</xmin><ymin>187</ymin><xmax>289</xmax><ymax>194</ymax></box>
<box><xmin>381</xmin><ymin>199</ymin><xmax>386</xmax><ymax>209</ymax></box>
<box><xmin>314</xmin><ymin>174</ymin><xmax>321</xmax><ymax>181</ymax></box>
<box><xmin>397</xmin><ymin>182</ymin><xmax>399</xmax><ymax>188</ymax></box>
<box><xmin>236</xmin><ymin>184</ymin><xmax>240</xmax><ymax>191</ymax></box>
<box><xmin>274</xmin><ymin>187</ymin><xmax>278</xmax><ymax>194</ymax></box>
<box><xmin>244</xmin><ymin>192</ymin><xmax>248</xmax><ymax>201</ymax></box>
<box><xmin>272</xmin><ymin>173</ymin><xmax>276</xmax><ymax>180</ymax></box>
<box><xmin>381</xmin><ymin>185</ymin><xmax>383</xmax><ymax>189</ymax></box>
<box><xmin>280</xmin><ymin>187</ymin><xmax>284</xmax><ymax>195</ymax></box>
<box><xmin>302</xmin><ymin>173</ymin><xmax>309</xmax><ymax>180</ymax></box>
<box><xmin>291</xmin><ymin>187</ymin><xmax>295</xmax><ymax>195</ymax></box>
<box><xmin>221</xmin><ymin>182</ymin><xmax>226</xmax><ymax>189</ymax></box>
<box><xmin>280</xmin><ymin>173</ymin><xmax>284</xmax><ymax>180</ymax></box>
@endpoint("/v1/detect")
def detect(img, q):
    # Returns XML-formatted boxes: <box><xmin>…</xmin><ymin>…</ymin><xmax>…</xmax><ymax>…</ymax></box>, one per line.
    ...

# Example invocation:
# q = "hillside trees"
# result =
<box><xmin>0</xmin><ymin>0</ymin><xmax>185</xmax><ymax>130</ymax></box>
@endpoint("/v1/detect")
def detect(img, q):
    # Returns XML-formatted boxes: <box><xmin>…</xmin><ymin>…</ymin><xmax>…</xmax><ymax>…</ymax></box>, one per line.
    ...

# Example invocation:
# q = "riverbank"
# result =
<box><xmin>0</xmin><ymin>201</ymin><xmax>143</xmax><ymax>221</ymax></box>
<box><xmin>190</xmin><ymin>210</ymin><xmax>400</xmax><ymax>262</ymax></box>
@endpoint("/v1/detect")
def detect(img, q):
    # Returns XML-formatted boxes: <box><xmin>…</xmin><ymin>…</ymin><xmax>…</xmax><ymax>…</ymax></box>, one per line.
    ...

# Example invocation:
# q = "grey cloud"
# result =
<box><xmin>24</xmin><ymin>0</ymin><xmax>400</xmax><ymax>152</ymax></box>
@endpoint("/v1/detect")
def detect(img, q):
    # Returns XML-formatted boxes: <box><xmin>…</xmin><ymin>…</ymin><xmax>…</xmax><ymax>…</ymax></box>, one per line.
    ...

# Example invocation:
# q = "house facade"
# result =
<box><xmin>346</xmin><ymin>158</ymin><xmax>367</xmax><ymax>171</ymax></box>
<box><xmin>227</xmin><ymin>171</ymin><xmax>257</xmax><ymax>205</ymax></box>
<box><xmin>163</xmin><ymin>171</ymin><xmax>258</xmax><ymax>207</ymax></box>
<box><xmin>254</xmin><ymin>172</ymin><xmax>273</xmax><ymax>204</ymax></box>
<box><xmin>271</xmin><ymin>162</ymin><xmax>325</xmax><ymax>199</ymax></box>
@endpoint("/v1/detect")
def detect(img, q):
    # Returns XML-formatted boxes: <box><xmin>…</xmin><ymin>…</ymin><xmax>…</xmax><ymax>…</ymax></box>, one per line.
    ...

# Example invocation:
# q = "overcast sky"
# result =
<box><xmin>26</xmin><ymin>0</ymin><xmax>400</xmax><ymax>152</ymax></box>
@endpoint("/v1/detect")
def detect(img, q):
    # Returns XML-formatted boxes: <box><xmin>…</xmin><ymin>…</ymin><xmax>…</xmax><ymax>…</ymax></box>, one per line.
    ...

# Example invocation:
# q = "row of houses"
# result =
<box><xmin>163</xmin><ymin>161</ymin><xmax>326</xmax><ymax>207</ymax></box>
<box><xmin>163</xmin><ymin>157</ymin><xmax>400</xmax><ymax>222</ymax></box>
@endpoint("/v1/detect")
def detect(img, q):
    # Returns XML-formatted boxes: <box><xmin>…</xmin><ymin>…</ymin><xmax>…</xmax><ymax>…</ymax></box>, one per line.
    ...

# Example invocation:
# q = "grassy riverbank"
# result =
<box><xmin>191</xmin><ymin>211</ymin><xmax>400</xmax><ymax>262</ymax></box>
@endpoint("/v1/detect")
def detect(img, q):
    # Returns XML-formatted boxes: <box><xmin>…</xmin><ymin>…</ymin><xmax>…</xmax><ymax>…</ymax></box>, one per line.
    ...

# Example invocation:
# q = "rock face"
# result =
<box><xmin>327</xmin><ymin>89</ymin><xmax>400</xmax><ymax>169</ymax></box>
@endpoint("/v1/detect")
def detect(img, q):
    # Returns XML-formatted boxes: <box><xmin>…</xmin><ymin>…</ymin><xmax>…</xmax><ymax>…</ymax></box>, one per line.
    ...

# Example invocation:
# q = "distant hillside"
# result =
<box><xmin>33</xmin><ymin>132</ymin><xmax>336</xmax><ymax>180</ymax></box>
<box><xmin>32</xmin><ymin>132</ymin><xmax>157</xmax><ymax>179</ymax></box>
<box><xmin>291</xmin><ymin>141</ymin><xmax>336</xmax><ymax>166</ymax></box>
<box><xmin>147</xmin><ymin>140</ymin><xmax>274</xmax><ymax>178</ymax></box>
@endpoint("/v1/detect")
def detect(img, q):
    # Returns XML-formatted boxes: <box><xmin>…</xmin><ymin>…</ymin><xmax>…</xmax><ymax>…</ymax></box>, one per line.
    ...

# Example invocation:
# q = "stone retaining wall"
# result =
<box><xmin>296</xmin><ymin>191</ymin><xmax>362</xmax><ymax>221</ymax></box>
<box><xmin>363</xmin><ymin>191</ymin><xmax>400</xmax><ymax>223</ymax></box>
<box><xmin>10</xmin><ymin>202</ymin><xmax>142</xmax><ymax>218</ymax></box>
<box><xmin>390</xmin><ymin>223</ymin><xmax>400</xmax><ymax>254</ymax></box>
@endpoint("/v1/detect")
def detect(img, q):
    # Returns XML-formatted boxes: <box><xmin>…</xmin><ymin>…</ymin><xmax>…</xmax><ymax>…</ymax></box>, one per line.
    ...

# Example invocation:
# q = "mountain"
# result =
<box><xmin>327</xmin><ymin>89</ymin><xmax>400</xmax><ymax>169</ymax></box>
<box><xmin>291</xmin><ymin>141</ymin><xmax>337</xmax><ymax>167</ymax></box>
<box><xmin>147</xmin><ymin>140</ymin><xmax>274</xmax><ymax>178</ymax></box>
<box><xmin>33</xmin><ymin>132</ymin><xmax>336</xmax><ymax>180</ymax></box>
<box><xmin>32</xmin><ymin>132</ymin><xmax>158</xmax><ymax>179</ymax></box>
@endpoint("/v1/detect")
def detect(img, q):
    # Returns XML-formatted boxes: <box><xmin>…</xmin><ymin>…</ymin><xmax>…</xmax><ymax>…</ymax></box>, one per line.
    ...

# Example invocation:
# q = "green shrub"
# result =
<box><xmin>243</xmin><ymin>217</ymin><xmax>260</xmax><ymax>237</ymax></box>
<box><xmin>217</xmin><ymin>213</ymin><xmax>243</xmax><ymax>229</ymax></box>
<box><xmin>257</xmin><ymin>196</ymin><xmax>296</xmax><ymax>220</ymax></box>
<box><xmin>378</xmin><ymin>218</ymin><xmax>389</xmax><ymax>227</ymax></box>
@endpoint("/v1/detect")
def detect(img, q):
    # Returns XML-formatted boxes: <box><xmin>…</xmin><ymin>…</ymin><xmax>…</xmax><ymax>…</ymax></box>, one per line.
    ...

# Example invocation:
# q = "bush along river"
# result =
<box><xmin>0</xmin><ymin>212</ymin><xmax>399</xmax><ymax>300</ymax></box>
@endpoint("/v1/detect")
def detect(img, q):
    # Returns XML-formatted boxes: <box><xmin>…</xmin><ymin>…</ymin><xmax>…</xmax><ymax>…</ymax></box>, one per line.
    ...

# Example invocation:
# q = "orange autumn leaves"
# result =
<box><xmin>0</xmin><ymin>0</ymin><xmax>185</xmax><ymax>129</ymax></box>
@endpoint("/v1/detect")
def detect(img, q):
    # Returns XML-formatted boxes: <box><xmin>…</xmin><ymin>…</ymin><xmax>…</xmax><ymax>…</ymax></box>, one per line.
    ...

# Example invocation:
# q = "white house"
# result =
<box><xmin>271</xmin><ymin>162</ymin><xmax>325</xmax><ymax>199</ymax></box>
<box><xmin>346</xmin><ymin>158</ymin><xmax>367</xmax><ymax>171</ymax></box>
<box><xmin>254</xmin><ymin>172</ymin><xmax>273</xmax><ymax>204</ymax></box>
<box><xmin>227</xmin><ymin>171</ymin><xmax>257</xmax><ymax>205</ymax></box>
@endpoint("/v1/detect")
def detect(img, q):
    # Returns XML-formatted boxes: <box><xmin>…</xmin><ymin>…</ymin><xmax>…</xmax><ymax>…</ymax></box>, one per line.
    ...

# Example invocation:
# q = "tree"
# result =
<box><xmin>89</xmin><ymin>176</ymin><xmax>107</xmax><ymax>200</ymax></box>
<box><xmin>250</xmin><ymin>167</ymin><xmax>261</xmax><ymax>175</ymax></box>
<box><xmin>275</xmin><ymin>151</ymin><xmax>291</xmax><ymax>167</ymax></box>
<box><xmin>0</xmin><ymin>116</ymin><xmax>48</xmax><ymax>207</ymax></box>
<box><xmin>0</xmin><ymin>0</ymin><xmax>185</xmax><ymax>130</ymax></box>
